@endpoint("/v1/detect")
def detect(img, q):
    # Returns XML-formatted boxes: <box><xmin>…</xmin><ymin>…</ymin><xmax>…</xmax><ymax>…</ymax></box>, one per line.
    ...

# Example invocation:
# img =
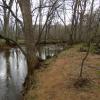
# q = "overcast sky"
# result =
<box><xmin>0</xmin><ymin>0</ymin><xmax>100</xmax><ymax>26</ymax></box>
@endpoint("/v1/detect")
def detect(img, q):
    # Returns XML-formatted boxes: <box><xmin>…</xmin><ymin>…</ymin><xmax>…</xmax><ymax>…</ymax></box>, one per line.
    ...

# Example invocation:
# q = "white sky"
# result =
<box><xmin>0</xmin><ymin>0</ymin><xmax>100</xmax><ymax>26</ymax></box>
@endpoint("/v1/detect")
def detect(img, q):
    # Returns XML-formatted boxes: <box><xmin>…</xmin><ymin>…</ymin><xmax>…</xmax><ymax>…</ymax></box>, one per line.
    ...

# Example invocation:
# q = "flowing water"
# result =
<box><xmin>0</xmin><ymin>44</ymin><xmax>64</xmax><ymax>100</ymax></box>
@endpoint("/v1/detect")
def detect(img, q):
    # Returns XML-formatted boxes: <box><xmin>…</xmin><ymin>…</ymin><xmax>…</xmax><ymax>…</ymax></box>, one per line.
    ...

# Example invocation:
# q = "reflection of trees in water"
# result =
<box><xmin>11</xmin><ymin>48</ymin><xmax>20</xmax><ymax>69</ymax></box>
<box><xmin>4</xmin><ymin>49</ymin><xmax>21</xmax><ymax>100</ymax></box>
<box><xmin>4</xmin><ymin>50</ymin><xmax>11</xmax><ymax>80</ymax></box>
<box><xmin>4</xmin><ymin>50</ymin><xmax>12</xmax><ymax>100</ymax></box>
<box><xmin>38</xmin><ymin>45</ymin><xmax>64</xmax><ymax>60</ymax></box>
<box><xmin>15</xmin><ymin>49</ymin><xmax>19</xmax><ymax>69</ymax></box>
<box><xmin>0</xmin><ymin>48</ymin><xmax>26</xmax><ymax>100</ymax></box>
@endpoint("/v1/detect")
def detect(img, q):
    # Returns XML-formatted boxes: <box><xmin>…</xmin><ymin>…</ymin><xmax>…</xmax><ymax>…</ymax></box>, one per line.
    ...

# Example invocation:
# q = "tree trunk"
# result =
<box><xmin>18</xmin><ymin>0</ymin><xmax>39</xmax><ymax>79</ymax></box>
<box><xmin>3</xmin><ymin>0</ymin><xmax>14</xmax><ymax>38</ymax></box>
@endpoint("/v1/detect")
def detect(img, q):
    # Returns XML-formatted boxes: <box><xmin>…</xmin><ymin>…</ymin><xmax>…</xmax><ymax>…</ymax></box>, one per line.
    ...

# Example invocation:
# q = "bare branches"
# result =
<box><xmin>36</xmin><ymin>0</ymin><xmax>62</xmax><ymax>45</ymax></box>
<box><xmin>1</xmin><ymin>0</ymin><xmax>23</xmax><ymax>27</ymax></box>
<box><xmin>79</xmin><ymin>0</ymin><xmax>100</xmax><ymax>78</ymax></box>
<box><xmin>0</xmin><ymin>34</ymin><xmax>26</xmax><ymax>57</ymax></box>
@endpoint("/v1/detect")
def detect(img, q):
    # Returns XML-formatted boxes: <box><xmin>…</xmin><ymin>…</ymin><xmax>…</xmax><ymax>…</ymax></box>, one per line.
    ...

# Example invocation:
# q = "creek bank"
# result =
<box><xmin>24</xmin><ymin>45</ymin><xmax>100</xmax><ymax>100</ymax></box>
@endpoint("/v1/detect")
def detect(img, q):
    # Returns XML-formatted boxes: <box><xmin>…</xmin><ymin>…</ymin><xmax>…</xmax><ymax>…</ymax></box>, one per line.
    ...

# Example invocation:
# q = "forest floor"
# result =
<box><xmin>25</xmin><ymin>45</ymin><xmax>100</xmax><ymax>100</ymax></box>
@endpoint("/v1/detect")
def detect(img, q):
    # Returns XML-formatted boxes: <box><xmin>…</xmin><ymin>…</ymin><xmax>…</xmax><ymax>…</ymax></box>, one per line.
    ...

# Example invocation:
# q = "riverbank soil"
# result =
<box><xmin>25</xmin><ymin>45</ymin><xmax>100</xmax><ymax>100</ymax></box>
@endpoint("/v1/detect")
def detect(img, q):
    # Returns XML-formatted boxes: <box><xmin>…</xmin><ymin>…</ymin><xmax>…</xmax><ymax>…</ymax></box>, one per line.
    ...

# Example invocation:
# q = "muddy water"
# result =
<box><xmin>0</xmin><ymin>48</ymin><xmax>27</xmax><ymax>100</ymax></box>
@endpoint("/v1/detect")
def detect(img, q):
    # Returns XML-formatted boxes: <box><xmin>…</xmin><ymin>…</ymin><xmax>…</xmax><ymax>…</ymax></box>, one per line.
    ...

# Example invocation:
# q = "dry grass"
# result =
<box><xmin>25</xmin><ymin>45</ymin><xmax>100</xmax><ymax>100</ymax></box>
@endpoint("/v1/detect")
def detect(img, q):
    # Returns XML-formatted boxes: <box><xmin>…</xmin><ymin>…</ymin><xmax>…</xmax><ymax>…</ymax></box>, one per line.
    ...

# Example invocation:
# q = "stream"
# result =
<box><xmin>0</xmin><ymin>44</ymin><xmax>64</xmax><ymax>100</ymax></box>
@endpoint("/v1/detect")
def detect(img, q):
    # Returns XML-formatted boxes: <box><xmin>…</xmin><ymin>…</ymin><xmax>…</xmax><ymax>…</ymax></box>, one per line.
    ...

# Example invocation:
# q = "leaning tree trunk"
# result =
<box><xmin>18</xmin><ymin>0</ymin><xmax>39</xmax><ymax>89</ymax></box>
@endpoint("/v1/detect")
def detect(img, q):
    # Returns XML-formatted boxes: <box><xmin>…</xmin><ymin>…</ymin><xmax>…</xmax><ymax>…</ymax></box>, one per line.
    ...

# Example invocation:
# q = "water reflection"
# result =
<box><xmin>0</xmin><ymin>48</ymin><xmax>27</xmax><ymax>100</ymax></box>
<box><xmin>37</xmin><ymin>45</ymin><xmax>64</xmax><ymax>60</ymax></box>
<box><xmin>0</xmin><ymin>44</ymin><xmax>64</xmax><ymax>100</ymax></box>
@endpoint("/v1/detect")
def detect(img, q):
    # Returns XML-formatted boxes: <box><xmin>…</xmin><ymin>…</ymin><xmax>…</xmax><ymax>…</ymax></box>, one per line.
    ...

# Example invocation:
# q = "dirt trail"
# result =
<box><xmin>25</xmin><ymin>46</ymin><xmax>100</xmax><ymax>100</ymax></box>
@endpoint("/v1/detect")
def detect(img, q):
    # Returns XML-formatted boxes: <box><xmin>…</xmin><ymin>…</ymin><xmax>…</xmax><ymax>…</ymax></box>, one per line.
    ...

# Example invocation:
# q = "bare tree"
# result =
<box><xmin>2</xmin><ymin>0</ymin><xmax>14</xmax><ymax>38</ymax></box>
<box><xmin>79</xmin><ymin>0</ymin><xmax>95</xmax><ymax>78</ymax></box>
<box><xmin>78</xmin><ymin>0</ymin><xmax>87</xmax><ymax>42</ymax></box>
<box><xmin>18</xmin><ymin>0</ymin><xmax>39</xmax><ymax>77</ymax></box>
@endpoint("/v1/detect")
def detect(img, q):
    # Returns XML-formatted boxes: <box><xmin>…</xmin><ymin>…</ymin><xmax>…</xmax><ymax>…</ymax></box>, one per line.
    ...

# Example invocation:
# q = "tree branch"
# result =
<box><xmin>0</xmin><ymin>34</ymin><xmax>27</xmax><ymax>58</ymax></box>
<box><xmin>1</xmin><ymin>0</ymin><xmax>23</xmax><ymax>27</ymax></box>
